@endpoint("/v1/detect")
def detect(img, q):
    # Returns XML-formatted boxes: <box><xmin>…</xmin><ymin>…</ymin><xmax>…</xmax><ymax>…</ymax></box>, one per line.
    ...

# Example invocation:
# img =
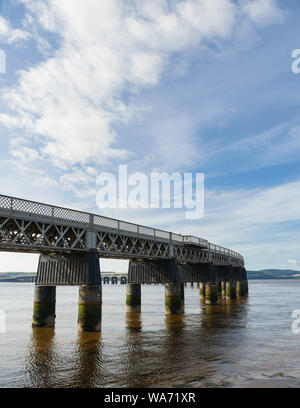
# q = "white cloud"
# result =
<box><xmin>288</xmin><ymin>259</ymin><xmax>297</xmax><ymax>265</ymax></box>
<box><xmin>0</xmin><ymin>15</ymin><xmax>29</xmax><ymax>44</ymax></box>
<box><xmin>242</xmin><ymin>0</ymin><xmax>284</xmax><ymax>27</ymax></box>
<box><xmin>92</xmin><ymin>177</ymin><xmax>300</xmax><ymax>270</ymax></box>
<box><xmin>0</xmin><ymin>0</ymin><xmax>285</xmax><ymax>173</ymax></box>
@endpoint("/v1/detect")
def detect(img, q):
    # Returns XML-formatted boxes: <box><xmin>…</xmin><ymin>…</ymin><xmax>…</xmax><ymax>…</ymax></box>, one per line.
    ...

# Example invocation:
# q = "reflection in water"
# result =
<box><xmin>120</xmin><ymin>312</ymin><xmax>145</xmax><ymax>387</ymax></box>
<box><xmin>126</xmin><ymin>312</ymin><xmax>142</xmax><ymax>332</ymax></box>
<box><xmin>200</xmin><ymin>297</ymin><xmax>249</xmax><ymax>332</ymax></box>
<box><xmin>165</xmin><ymin>313</ymin><xmax>185</xmax><ymax>330</ymax></box>
<box><xmin>72</xmin><ymin>332</ymin><xmax>103</xmax><ymax>388</ymax></box>
<box><xmin>24</xmin><ymin>328</ymin><xmax>56</xmax><ymax>387</ymax></box>
<box><xmin>24</xmin><ymin>328</ymin><xmax>103</xmax><ymax>388</ymax></box>
<box><xmin>6</xmin><ymin>282</ymin><xmax>299</xmax><ymax>388</ymax></box>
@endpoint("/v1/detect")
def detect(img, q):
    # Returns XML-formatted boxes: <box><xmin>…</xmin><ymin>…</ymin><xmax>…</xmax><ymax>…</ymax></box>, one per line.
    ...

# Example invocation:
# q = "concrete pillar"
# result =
<box><xmin>78</xmin><ymin>285</ymin><xmax>102</xmax><ymax>332</ymax></box>
<box><xmin>205</xmin><ymin>283</ymin><xmax>218</xmax><ymax>305</ymax></box>
<box><xmin>126</xmin><ymin>283</ymin><xmax>141</xmax><ymax>313</ymax></box>
<box><xmin>180</xmin><ymin>283</ymin><xmax>185</xmax><ymax>311</ymax></box>
<box><xmin>197</xmin><ymin>282</ymin><xmax>200</xmax><ymax>288</ymax></box>
<box><xmin>236</xmin><ymin>280</ymin><xmax>243</xmax><ymax>296</ymax></box>
<box><xmin>32</xmin><ymin>286</ymin><xmax>56</xmax><ymax>328</ymax></box>
<box><xmin>237</xmin><ymin>280</ymin><xmax>248</xmax><ymax>296</ymax></box>
<box><xmin>165</xmin><ymin>283</ymin><xmax>182</xmax><ymax>314</ymax></box>
<box><xmin>221</xmin><ymin>281</ymin><xmax>226</xmax><ymax>297</ymax></box>
<box><xmin>199</xmin><ymin>282</ymin><xmax>206</xmax><ymax>300</ymax></box>
<box><xmin>217</xmin><ymin>281</ymin><xmax>222</xmax><ymax>297</ymax></box>
<box><xmin>226</xmin><ymin>281</ymin><xmax>237</xmax><ymax>300</ymax></box>
<box><xmin>244</xmin><ymin>279</ymin><xmax>249</xmax><ymax>295</ymax></box>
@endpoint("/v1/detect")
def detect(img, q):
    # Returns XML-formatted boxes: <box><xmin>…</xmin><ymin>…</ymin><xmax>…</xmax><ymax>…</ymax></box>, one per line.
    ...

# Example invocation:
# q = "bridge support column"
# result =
<box><xmin>226</xmin><ymin>281</ymin><xmax>237</xmax><ymax>300</ymax></box>
<box><xmin>221</xmin><ymin>281</ymin><xmax>226</xmax><ymax>297</ymax></box>
<box><xmin>32</xmin><ymin>286</ymin><xmax>56</xmax><ymax>328</ymax></box>
<box><xmin>126</xmin><ymin>283</ymin><xmax>141</xmax><ymax>313</ymax></box>
<box><xmin>243</xmin><ymin>268</ymin><xmax>249</xmax><ymax>295</ymax></box>
<box><xmin>236</xmin><ymin>280</ymin><xmax>244</xmax><ymax>297</ymax></box>
<box><xmin>217</xmin><ymin>281</ymin><xmax>222</xmax><ymax>297</ymax></box>
<box><xmin>237</xmin><ymin>280</ymin><xmax>248</xmax><ymax>296</ymax></box>
<box><xmin>78</xmin><ymin>285</ymin><xmax>102</xmax><ymax>332</ymax></box>
<box><xmin>234</xmin><ymin>267</ymin><xmax>248</xmax><ymax>297</ymax></box>
<box><xmin>180</xmin><ymin>283</ymin><xmax>185</xmax><ymax>311</ymax></box>
<box><xmin>205</xmin><ymin>283</ymin><xmax>218</xmax><ymax>305</ymax></box>
<box><xmin>199</xmin><ymin>282</ymin><xmax>206</xmax><ymax>300</ymax></box>
<box><xmin>165</xmin><ymin>283</ymin><xmax>182</xmax><ymax>314</ymax></box>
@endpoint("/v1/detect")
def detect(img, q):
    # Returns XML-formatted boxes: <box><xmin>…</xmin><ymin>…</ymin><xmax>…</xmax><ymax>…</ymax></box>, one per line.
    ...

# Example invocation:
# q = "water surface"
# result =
<box><xmin>0</xmin><ymin>280</ymin><xmax>300</xmax><ymax>388</ymax></box>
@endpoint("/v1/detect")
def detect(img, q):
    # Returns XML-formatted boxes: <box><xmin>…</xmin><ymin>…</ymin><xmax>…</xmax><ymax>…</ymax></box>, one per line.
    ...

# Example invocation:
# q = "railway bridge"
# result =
<box><xmin>0</xmin><ymin>194</ymin><xmax>248</xmax><ymax>332</ymax></box>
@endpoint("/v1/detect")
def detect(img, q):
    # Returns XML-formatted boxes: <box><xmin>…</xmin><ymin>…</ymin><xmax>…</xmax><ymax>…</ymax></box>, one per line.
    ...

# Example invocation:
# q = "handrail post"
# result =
<box><xmin>169</xmin><ymin>232</ymin><xmax>174</xmax><ymax>257</ymax></box>
<box><xmin>89</xmin><ymin>213</ymin><xmax>94</xmax><ymax>230</ymax></box>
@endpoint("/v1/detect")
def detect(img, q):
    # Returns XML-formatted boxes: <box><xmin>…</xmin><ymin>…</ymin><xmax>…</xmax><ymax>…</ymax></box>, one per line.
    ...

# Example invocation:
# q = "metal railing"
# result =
<box><xmin>0</xmin><ymin>193</ymin><xmax>244</xmax><ymax>262</ymax></box>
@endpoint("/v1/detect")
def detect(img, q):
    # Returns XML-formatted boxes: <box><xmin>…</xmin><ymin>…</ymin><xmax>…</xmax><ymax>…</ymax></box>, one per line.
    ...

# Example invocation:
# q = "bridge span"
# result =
<box><xmin>0</xmin><ymin>194</ymin><xmax>248</xmax><ymax>332</ymax></box>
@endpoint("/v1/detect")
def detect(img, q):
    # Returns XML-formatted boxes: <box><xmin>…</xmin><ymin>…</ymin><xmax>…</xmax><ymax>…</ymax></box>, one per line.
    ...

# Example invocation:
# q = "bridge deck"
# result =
<box><xmin>0</xmin><ymin>194</ymin><xmax>244</xmax><ymax>266</ymax></box>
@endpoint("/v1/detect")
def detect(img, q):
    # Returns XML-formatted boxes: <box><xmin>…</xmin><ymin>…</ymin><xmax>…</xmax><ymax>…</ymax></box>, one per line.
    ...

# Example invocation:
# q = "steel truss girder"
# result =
<box><xmin>0</xmin><ymin>216</ymin><xmax>86</xmax><ymax>251</ymax></box>
<box><xmin>0</xmin><ymin>214</ymin><xmax>244</xmax><ymax>267</ymax></box>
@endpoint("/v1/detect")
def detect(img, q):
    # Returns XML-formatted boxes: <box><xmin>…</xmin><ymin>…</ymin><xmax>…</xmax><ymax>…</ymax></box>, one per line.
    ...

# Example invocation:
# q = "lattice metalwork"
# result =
<box><xmin>0</xmin><ymin>194</ymin><xmax>244</xmax><ymax>266</ymax></box>
<box><xmin>0</xmin><ymin>217</ymin><xmax>86</xmax><ymax>252</ymax></box>
<box><xmin>96</xmin><ymin>231</ymin><xmax>171</xmax><ymax>259</ymax></box>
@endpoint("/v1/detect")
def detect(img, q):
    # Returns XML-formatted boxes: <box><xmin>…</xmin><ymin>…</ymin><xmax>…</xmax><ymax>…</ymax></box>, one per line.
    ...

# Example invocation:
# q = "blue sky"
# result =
<box><xmin>0</xmin><ymin>0</ymin><xmax>300</xmax><ymax>272</ymax></box>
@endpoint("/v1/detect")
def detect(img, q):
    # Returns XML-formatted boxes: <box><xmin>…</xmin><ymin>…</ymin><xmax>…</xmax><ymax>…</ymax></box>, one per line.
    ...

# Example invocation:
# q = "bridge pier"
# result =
<box><xmin>217</xmin><ymin>281</ymin><xmax>222</xmax><ymax>297</ymax></box>
<box><xmin>221</xmin><ymin>281</ymin><xmax>226</xmax><ymax>297</ymax></box>
<box><xmin>165</xmin><ymin>283</ymin><xmax>182</xmax><ymax>314</ymax></box>
<box><xmin>234</xmin><ymin>267</ymin><xmax>248</xmax><ymax>297</ymax></box>
<box><xmin>226</xmin><ymin>280</ymin><xmax>237</xmax><ymax>300</ymax></box>
<box><xmin>78</xmin><ymin>285</ymin><xmax>102</xmax><ymax>332</ymax></box>
<box><xmin>199</xmin><ymin>282</ymin><xmax>206</xmax><ymax>300</ymax></box>
<box><xmin>126</xmin><ymin>283</ymin><xmax>141</xmax><ymax>313</ymax></box>
<box><xmin>32</xmin><ymin>286</ymin><xmax>56</xmax><ymax>328</ymax></box>
<box><xmin>244</xmin><ymin>279</ymin><xmax>249</xmax><ymax>295</ymax></box>
<box><xmin>205</xmin><ymin>283</ymin><xmax>218</xmax><ymax>305</ymax></box>
<box><xmin>180</xmin><ymin>283</ymin><xmax>185</xmax><ymax>311</ymax></box>
<box><xmin>236</xmin><ymin>280</ymin><xmax>244</xmax><ymax>297</ymax></box>
<box><xmin>243</xmin><ymin>267</ymin><xmax>249</xmax><ymax>295</ymax></box>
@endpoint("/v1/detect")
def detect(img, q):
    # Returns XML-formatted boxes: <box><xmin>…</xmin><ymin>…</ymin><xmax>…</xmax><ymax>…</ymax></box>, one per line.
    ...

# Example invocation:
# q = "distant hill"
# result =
<box><xmin>0</xmin><ymin>272</ymin><xmax>36</xmax><ymax>280</ymax></box>
<box><xmin>247</xmin><ymin>269</ymin><xmax>300</xmax><ymax>279</ymax></box>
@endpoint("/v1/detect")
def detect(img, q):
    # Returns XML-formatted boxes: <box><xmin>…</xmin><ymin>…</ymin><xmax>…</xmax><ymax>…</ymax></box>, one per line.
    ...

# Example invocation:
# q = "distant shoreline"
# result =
<box><xmin>1</xmin><ymin>269</ymin><xmax>300</xmax><ymax>281</ymax></box>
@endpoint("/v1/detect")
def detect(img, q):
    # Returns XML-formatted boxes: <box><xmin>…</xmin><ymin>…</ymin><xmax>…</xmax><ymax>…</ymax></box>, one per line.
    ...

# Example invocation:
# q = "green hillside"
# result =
<box><xmin>0</xmin><ymin>272</ymin><xmax>36</xmax><ymax>280</ymax></box>
<box><xmin>247</xmin><ymin>269</ymin><xmax>300</xmax><ymax>279</ymax></box>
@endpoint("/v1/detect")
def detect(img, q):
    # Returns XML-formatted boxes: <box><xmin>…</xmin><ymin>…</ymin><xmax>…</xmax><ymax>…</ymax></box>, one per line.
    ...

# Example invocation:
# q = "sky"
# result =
<box><xmin>0</xmin><ymin>0</ymin><xmax>300</xmax><ymax>272</ymax></box>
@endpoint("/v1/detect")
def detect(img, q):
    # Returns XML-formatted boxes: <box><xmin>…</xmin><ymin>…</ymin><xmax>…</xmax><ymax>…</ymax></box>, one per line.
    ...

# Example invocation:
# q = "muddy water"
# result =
<box><xmin>0</xmin><ymin>280</ymin><xmax>300</xmax><ymax>388</ymax></box>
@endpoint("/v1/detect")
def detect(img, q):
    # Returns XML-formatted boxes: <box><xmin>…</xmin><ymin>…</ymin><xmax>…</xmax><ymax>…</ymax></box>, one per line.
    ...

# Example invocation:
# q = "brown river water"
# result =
<box><xmin>0</xmin><ymin>279</ymin><xmax>300</xmax><ymax>388</ymax></box>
